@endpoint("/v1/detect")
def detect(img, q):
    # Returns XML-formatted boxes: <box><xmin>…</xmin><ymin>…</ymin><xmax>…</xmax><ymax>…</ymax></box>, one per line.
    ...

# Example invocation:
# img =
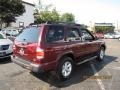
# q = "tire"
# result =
<box><xmin>97</xmin><ymin>47</ymin><xmax>105</xmax><ymax>61</ymax></box>
<box><xmin>56</xmin><ymin>57</ymin><xmax>74</xmax><ymax>80</ymax></box>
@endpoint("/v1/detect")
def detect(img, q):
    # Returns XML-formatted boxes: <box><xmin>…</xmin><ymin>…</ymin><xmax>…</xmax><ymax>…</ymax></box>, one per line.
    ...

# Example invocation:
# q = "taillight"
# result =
<box><xmin>36</xmin><ymin>47</ymin><xmax>44</xmax><ymax>59</ymax></box>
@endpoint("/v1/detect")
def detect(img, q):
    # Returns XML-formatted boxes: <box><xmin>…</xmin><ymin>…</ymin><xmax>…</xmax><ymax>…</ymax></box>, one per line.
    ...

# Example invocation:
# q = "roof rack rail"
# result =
<box><xmin>29</xmin><ymin>22</ymin><xmax>87</xmax><ymax>29</ymax></box>
<box><xmin>45</xmin><ymin>21</ymin><xmax>81</xmax><ymax>26</ymax></box>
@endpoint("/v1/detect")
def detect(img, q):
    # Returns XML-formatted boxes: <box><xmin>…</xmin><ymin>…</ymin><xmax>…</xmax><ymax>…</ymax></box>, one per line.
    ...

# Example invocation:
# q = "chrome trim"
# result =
<box><xmin>12</xmin><ymin>56</ymin><xmax>43</xmax><ymax>73</ymax></box>
<box><xmin>77</xmin><ymin>56</ymin><xmax>97</xmax><ymax>65</ymax></box>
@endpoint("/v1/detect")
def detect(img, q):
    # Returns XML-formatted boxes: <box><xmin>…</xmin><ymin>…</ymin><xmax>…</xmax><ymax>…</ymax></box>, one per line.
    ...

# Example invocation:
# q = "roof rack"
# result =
<box><xmin>29</xmin><ymin>22</ymin><xmax>87</xmax><ymax>29</ymax></box>
<box><xmin>45</xmin><ymin>21</ymin><xmax>88</xmax><ymax>29</ymax></box>
<box><xmin>45</xmin><ymin>21</ymin><xmax>82</xmax><ymax>26</ymax></box>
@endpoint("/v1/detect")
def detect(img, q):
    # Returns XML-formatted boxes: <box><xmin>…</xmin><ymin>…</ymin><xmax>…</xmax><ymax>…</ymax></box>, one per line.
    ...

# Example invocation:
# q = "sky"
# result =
<box><xmin>23</xmin><ymin>0</ymin><xmax>120</xmax><ymax>27</ymax></box>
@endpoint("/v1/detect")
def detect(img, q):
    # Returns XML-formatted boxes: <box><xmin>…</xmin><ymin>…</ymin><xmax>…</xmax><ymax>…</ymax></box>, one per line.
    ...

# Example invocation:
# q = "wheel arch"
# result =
<box><xmin>56</xmin><ymin>52</ymin><xmax>76</xmax><ymax>68</ymax></box>
<box><xmin>100</xmin><ymin>44</ymin><xmax>106</xmax><ymax>50</ymax></box>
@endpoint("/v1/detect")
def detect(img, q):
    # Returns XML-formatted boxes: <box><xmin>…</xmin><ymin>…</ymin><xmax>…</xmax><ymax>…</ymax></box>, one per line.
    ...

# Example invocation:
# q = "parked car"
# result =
<box><xmin>94</xmin><ymin>33</ymin><xmax>104</xmax><ymax>39</ymax></box>
<box><xmin>104</xmin><ymin>32</ymin><xmax>120</xmax><ymax>39</ymax></box>
<box><xmin>12</xmin><ymin>23</ymin><xmax>106</xmax><ymax>80</ymax></box>
<box><xmin>113</xmin><ymin>32</ymin><xmax>120</xmax><ymax>39</ymax></box>
<box><xmin>1</xmin><ymin>27</ymin><xmax>19</xmax><ymax>41</ymax></box>
<box><xmin>0</xmin><ymin>32</ymin><xmax>13</xmax><ymax>59</ymax></box>
<box><xmin>114</xmin><ymin>30</ymin><xmax>120</xmax><ymax>41</ymax></box>
<box><xmin>104</xmin><ymin>33</ymin><xmax>114</xmax><ymax>39</ymax></box>
<box><xmin>6</xmin><ymin>29</ymin><xmax>19</xmax><ymax>37</ymax></box>
<box><xmin>2</xmin><ymin>27</ymin><xmax>19</xmax><ymax>37</ymax></box>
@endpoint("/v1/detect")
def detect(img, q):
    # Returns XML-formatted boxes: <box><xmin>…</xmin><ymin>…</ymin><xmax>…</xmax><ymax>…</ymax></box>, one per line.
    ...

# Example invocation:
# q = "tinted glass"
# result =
<box><xmin>0</xmin><ymin>33</ymin><xmax>4</xmax><ymax>39</ymax></box>
<box><xmin>67</xmin><ymin>28</ymin><xmax>80</xmax><ymax>38</ymax></box>
<box><xmin>81</xmin><ymin>29</ymin><xmax>93</xmax><ymax>40</ymax></box>
<box><xmin>16</xmin><ymin>27</ymin><xmax>40</xmax><ymax>42</ymax></box>
<box><xmin>67</xmin><ymin>28</ymin><xmax>81</xmax><ymax>41</ymax></box>
<box><xmin>46</xmin><ymin>26</ymin><xmax>64</xmax><ymax>43</ymax></box>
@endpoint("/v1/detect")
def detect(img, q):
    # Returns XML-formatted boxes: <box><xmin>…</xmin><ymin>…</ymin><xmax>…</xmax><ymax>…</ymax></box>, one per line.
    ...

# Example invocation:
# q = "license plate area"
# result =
<box><xmin>0</xmin><ymin>52</ymin><xmax>6</xmax><ymax>56</ymax></box>
<box><xmin>19</xmin><ymin>48</ymin><xmax>25</xmax><ymax>55</ymax></box>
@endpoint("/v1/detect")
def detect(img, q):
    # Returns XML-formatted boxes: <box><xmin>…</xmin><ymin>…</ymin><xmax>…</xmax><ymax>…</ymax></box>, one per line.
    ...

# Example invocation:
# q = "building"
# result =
<box><xmin>11</xmin><ymin>1</ymin><xmax>35</xmax><ymax>28</ymax></box>
<box><xmin>94</xmin><ymin>23</ymin><xmax>114</xmax><ymax>27</ymax></box>
<box><xmin>94</xmin><ymin>23</ymin><xmax>115</xmax><ymax>33</ymax></box>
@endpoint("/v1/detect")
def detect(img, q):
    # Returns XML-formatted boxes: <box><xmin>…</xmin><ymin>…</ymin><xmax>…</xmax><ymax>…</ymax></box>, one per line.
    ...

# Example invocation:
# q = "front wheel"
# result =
<box><xmin>97</xmin><ymin>47</ymin><xmax>105</xmax><ymax>61</ymax></box>
<box><xmin>56</xmin><ymin>57</ymin><xmax>74</xmax><ymax>80</ymax></box>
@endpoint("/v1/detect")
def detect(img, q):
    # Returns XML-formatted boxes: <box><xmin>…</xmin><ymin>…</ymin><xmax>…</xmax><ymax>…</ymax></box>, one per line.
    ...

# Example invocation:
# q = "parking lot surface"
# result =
<box><xmin>0</xmin><ymin>39</ymin><xmax>120</xmax><ymax>90</ymax></box>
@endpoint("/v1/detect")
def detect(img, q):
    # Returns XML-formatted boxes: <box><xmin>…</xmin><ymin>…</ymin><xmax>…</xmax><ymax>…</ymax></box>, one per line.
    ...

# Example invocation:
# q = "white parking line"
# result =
<box><xmin>91</xmin><ymin>64</ymin><xmax>105</xmax><ymax>90</ymax></box>
<box><xmin>104</xmin><ymin>66</ymin><xmax>120</xmax><ymax>70</ymax></box>
<box><xmin>103</xmin><ymin>66</ymin><xmax>112</xmax><ymax>90</ymax></box>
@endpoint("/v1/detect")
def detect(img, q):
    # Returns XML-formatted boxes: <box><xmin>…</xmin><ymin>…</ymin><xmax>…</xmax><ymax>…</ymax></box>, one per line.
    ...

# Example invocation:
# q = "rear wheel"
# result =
<box><xmin>97</xmin><ymin>47</ymin><xmax>105</xmax><ymax>61</ymax></box>
<box><xmin>56</xmin><ymin>57</ymin><xmax>74</xmax><ymax>80</ymax></box>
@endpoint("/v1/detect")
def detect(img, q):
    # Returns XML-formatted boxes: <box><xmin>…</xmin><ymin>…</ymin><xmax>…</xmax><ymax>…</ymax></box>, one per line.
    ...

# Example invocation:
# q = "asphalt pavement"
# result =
<box><xmin>0</xmin><ymin>39</ymin><xmax>120</xmax><ymax>90</ymax></box>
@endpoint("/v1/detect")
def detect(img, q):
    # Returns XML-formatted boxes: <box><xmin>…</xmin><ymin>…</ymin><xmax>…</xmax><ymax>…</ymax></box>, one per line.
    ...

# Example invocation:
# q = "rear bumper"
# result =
<box><xmin>11</xmin><ymin>56</ymin><xmax>44</xmax><ymax>73</ymax></box>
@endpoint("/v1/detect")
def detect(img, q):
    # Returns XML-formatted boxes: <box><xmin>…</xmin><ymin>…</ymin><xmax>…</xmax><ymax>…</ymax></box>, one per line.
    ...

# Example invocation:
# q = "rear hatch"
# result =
<box><xmin>14</xmin><ymin>27</ymin><xmax>41</xmax><ymax>62</ymax></box>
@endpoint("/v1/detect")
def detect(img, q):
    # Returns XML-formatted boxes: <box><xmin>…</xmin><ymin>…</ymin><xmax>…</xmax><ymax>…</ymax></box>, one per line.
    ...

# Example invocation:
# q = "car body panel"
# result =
<box><xmin>104</xmin><ymin>32</ymin><xmax>120</xmax><ymax>39</ymax></box>
<box><xmin>0</xmin><ymin>32</ymin><xmax>13</xmax><ymax>58</ymax></box>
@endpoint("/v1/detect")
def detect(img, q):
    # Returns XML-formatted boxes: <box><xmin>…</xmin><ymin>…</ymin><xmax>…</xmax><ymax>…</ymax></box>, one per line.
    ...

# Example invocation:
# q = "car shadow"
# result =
<box><xmin>31</xmin><ymin>55</ymin><xmax>117</xmax><ymax>88</ymax></box>
<box><xmin>0</xmin><ymin>57</ymin><xmax>12</xmax><ymax>64</ymax></box>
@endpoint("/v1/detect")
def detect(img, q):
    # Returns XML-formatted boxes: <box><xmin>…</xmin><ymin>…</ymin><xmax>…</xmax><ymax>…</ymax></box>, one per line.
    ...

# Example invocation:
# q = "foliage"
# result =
<box><xmin>34</xmin><ymin>0</ymin><xmax>75</xmax><ymax>23</ymax></box>
<box><xmin>60</xmin><ymin>13</ymin><xmax>75</xmax><ymax>22</ymax></box>
<box><xmin>35</xmin><ymin>0</ymin><xmax>53</xmax><ymax>12</ymax></box>
<box><xmin>35</xmin><ymin>11</ymin><xmax>75</xmax><ymax>24</ymax></box>
<box><xmin>0</xmin><ymin>0</ymin><xmax>25</xmax><ymax>26</ymax></box>
<box><xmin>35</xmin><ymin>9</ymin><xmax>60</xmax><ymax>23</ymax></box>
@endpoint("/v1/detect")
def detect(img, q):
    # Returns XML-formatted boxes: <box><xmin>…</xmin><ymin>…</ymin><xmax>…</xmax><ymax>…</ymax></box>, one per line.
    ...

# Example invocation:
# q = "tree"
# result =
<box><xmin>34</xmin><ymin>0</ymin><xmax>55</xmax><ymax>23</ymax></box>
<box><xmin>34</xmin><ymin>0</ymin><xmax>75</xmax><ymax>24</ymax></box>
<box><xmin>0</xmin><ymin>0</ymin><xmax>25</xmax><ymax>27</ymax></box>
<box><xmin>35</xmin><ymin>9</ymin><xmax>60</xmax><ymax>23</ymax></box>
<box><xmin>60</xmin><ymin>13</ymin><xmax>75</xmax><ymax>22</ymax></box>
<box><xmin>35</xmin><ymin>0</ymin><xmax>53</xmax><ymax>12</ymax></box>
<box><xmin>51</xmin><ymin>9</ymin><xmax>60</xmax><ymax>22</ymax></box>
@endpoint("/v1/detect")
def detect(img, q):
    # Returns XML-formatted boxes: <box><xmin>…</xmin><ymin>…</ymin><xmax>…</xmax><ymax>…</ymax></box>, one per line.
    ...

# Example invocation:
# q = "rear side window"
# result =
<box><xmin>46</xmin><ymin>26</ymin><xmax>64</xmax><ymax>43</ymax></box>
<box><xmin>16</xmin><ymin>27</ymin><xmax>40</xmax><ymax>42</ymax></box>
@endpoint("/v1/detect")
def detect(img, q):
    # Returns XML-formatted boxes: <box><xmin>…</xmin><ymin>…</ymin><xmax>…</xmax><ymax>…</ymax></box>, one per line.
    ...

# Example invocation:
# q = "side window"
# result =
<box><xmin>46</xmin><ymin>26</ymin><xmax>64</xmax><ymax>43</ymax></box>
<box><xmin>81</xmin><ymin>29</ymin><xmax>93</xmax><ymax>41</ymax></box>
<box><xmin>67</xmin><ymin>28</ymin><xmax>81</xmax><ymax>41</ymax></box>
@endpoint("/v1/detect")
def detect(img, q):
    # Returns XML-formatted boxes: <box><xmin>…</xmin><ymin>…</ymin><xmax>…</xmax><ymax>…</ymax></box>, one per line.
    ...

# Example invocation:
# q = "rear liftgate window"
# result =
<box><xmin>16</xmin><ymin>27</ymin><xmax>40</xmax><ymax>43</ymax></box>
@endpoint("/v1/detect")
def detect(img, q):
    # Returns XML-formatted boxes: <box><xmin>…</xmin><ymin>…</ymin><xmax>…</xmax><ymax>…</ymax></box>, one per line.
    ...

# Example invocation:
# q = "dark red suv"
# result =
<box><xmin>12</xmin><ymin>23</ymin><xmax>106</xmax><ymax>80</ymax></box>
